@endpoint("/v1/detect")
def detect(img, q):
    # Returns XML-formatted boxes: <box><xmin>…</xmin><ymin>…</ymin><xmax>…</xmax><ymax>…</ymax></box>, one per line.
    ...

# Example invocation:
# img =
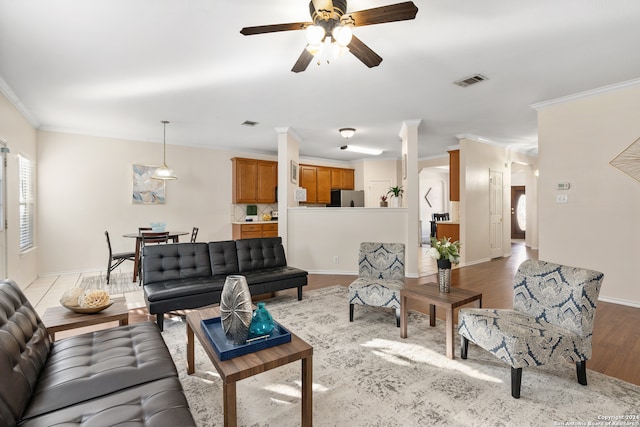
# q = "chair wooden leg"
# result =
<box><xmin>156</xmin><ymin>313</ymin><xmax>164</xmax><ymax>331</ymax></box>
<box><xmin>576</xmin><ymin>360</ymin><xmax>587</xmax><ymax>385</ymax></box>
<box><xmin>511</xmin><ymin>367</ymin><xmax>522</xmax><ymax>399</ymax></box>
<box><xmin>461</xmin><ymin>336</ymin><xmax>469</xmax><ymax>359</ymax></box>
<box><xmin>395</xmin><ymin>308</ymin><xmax>400</xmax><ymax>327</ymax></box>
<box><xmin>349</xmin><ymin>304</ymin><xmax>354</xmax><ymax>322</ymax></box>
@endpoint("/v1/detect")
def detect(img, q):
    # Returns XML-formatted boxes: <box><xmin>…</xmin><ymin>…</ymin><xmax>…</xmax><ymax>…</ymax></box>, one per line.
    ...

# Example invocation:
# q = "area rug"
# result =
<box><xmin>79</xmin><ymin>271</ymin><xmax>139</xmax><ymax>294</ymax></box>
<box><xmin>162</xmin><ymin>286</ymin><xmax>640</xmax><ymax>426</ymax></box>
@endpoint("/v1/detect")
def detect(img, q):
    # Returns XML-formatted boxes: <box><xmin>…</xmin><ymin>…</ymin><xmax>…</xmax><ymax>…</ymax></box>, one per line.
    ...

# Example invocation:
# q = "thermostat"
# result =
<box><xmin>556</xmin><ymin>182</ymin><xmax>570</xmax><ymax>190</ymax></box>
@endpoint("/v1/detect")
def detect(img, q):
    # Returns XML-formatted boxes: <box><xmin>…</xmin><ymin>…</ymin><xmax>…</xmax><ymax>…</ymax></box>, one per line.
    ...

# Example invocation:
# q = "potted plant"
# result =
<box><xmin>387</xmin><ymin>185</ymin><xmax>404</xmax><ymax>207</ymax></box>
<box><xmin>427</xmin><ymin>237</ymin><xmax>461</xmax><ymax>292</ymax></box>
<box><xmin>380</xmin><ymin>195</ymin><xmax>388</xmax><ymax>207</ymax></box>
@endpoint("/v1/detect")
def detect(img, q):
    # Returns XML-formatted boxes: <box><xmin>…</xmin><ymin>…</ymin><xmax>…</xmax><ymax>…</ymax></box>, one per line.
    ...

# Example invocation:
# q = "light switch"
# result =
<box><xmin>556</xmin><ymin>194</ymin><xmax>568</xmax><ymax>204</ymax></box>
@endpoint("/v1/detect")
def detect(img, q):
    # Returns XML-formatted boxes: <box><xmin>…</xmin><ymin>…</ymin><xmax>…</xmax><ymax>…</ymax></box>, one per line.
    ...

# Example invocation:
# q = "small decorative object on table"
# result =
<box><xmin>249</xmin><ymin>302</ymin><xmax>275</xmax><ymax>338</ymax></box>
<box><xmin>428</xmin><ymin>237</ymin><xmax>461</xmax><ymax>292</ymax></box>
<box><xmin>60</xmin><ymin>287</ymin><xmax>113</xmax><ymax>313</ymax></box>
<box><xmin>220</xmin><ymin>275</ymin><xmax>253</xmax><ymax>345</ymax></box>
<box><xmin>379</xmin><ymin>194</ymin><xmax>388</xmax><ymax>207</ymax></box>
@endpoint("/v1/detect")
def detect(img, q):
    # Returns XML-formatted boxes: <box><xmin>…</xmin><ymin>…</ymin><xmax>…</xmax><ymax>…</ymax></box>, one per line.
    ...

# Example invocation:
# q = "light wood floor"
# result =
<box><xmin>24</xmin><ymin>242</ymin><xmax>640</xmax><ymax>386</ymax></box>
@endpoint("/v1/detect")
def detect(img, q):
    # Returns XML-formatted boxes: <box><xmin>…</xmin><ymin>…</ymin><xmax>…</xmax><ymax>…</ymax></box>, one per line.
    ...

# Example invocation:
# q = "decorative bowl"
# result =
<box><xmin>61</xmin><ymin>301</ymin><xmax>114</xmax><ymax>314</ymax></box>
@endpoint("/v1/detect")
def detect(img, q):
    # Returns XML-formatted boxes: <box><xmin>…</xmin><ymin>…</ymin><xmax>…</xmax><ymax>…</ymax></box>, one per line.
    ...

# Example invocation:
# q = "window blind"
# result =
<box><xmin>19</xmin><ymin>155</ymin><xmax>34</xmax><ymax>252</ymax></box>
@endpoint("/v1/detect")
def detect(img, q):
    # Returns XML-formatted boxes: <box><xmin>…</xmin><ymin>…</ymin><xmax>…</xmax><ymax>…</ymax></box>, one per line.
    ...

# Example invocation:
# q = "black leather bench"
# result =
<box><xmin>142</xmin><ymin>237</ymin><xmax>308</xmax><ymax>330</ymax></box>
<box><xmin>0</xmin><ymin>279</ymin><xmax>195</xmax><ymax>427</ymax></box>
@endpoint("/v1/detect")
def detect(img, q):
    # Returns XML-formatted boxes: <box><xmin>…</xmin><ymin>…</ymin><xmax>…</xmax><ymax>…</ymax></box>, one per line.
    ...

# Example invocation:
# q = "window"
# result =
<box><xmin>19</xmin><ymin>155</ymin><xmax>35</xmax><ymax>252</ymax></box>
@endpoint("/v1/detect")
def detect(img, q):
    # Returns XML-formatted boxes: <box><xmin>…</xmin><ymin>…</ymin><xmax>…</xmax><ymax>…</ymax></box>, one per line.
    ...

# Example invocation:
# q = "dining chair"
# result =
<box><xmin>138</xmin><ymin>232</ymin><xmax>169</xmax><ymax>280</ymax></box>
<box><xmin>105</xmin><ymin>231</ymin><xmax>135</xmax><ymax>284</ymax></box>
<box><xmin>432</xmin><ymin>213</ymin><xmax>450</xmax><ymax>221</ymax></box>
<box><xmin>190</xmin><ymin>227</ymin><xmax>199</xmax><ymax>243</ymax></box>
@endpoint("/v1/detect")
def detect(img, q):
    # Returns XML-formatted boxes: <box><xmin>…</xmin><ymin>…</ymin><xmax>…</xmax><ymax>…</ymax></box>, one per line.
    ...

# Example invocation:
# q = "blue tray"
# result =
<box><xmin>201</xmin><ymin>317</ymin><xmax>292</xmax><ymax>361</ymax></box>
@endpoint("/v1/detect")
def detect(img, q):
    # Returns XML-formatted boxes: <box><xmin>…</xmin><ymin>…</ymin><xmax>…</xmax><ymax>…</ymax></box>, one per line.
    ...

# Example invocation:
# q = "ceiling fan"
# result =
<box><xmin>240</xmin><ymin>0</ymin><xmax>418</xmax><ymax>72</ymax></box>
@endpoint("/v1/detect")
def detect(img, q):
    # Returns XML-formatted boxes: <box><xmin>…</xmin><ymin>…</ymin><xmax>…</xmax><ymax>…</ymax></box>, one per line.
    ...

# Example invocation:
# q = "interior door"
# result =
<box><xmin>489</xmin><ymin>170</ymin><xmax>503</xmax><ymax>258</ymax></box>
<box><xmin>511</xmin><ymin>186</ymin><xmax>526</xmax><ymax>239</ymax></box>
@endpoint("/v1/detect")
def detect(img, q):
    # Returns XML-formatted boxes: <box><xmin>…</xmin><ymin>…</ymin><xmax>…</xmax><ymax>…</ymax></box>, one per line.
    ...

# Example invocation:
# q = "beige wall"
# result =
<box><xmin>0</xmin><ymin>91</ymin><xmax>39</xmax><ymax>286</ymax></box>
<box><xmin>36</xmin><ymin>130</ymin><xmax>265</xmax><ymax>275</ymax></box>
<box><xmin>536</xmin><ymin>82</ymin><xmax>640</xmax><ymax>306</ymax></box>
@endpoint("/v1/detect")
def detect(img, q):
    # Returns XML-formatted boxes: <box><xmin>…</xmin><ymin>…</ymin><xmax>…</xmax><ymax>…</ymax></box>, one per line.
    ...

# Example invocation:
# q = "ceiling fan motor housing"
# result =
<box><xmin>310</xmin><ymin>0</ymin><xmax>347</xmax><ymax>23</ymax></box>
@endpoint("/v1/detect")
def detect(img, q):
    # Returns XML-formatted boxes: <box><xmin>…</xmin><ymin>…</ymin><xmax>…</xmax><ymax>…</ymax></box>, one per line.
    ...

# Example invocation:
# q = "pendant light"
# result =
<box><xmin>152</xmin><ymin>120</ymin><xmax>177</xmax><ymax>180</ymax></box>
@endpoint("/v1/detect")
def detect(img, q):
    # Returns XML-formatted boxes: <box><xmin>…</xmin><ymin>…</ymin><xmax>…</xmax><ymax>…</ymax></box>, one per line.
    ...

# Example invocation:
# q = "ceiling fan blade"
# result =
<box><xmin>291</xmin><ymin>48</ymin><xmax>315</xmax><ymax>73</ymax></box>
<box><xmin>348</xmin><ymin>35</ymin><xmax>382</xmax><ymax>68</ymax></box>
<box><xmin>240</xmin><ymin>22</ymin><xmax>311</xmax><ymax>36</ymax></box>
<box><xmin>345</xmin><ymin>1</ymin><xmax>418</xmax><ymax>27</ymax></box>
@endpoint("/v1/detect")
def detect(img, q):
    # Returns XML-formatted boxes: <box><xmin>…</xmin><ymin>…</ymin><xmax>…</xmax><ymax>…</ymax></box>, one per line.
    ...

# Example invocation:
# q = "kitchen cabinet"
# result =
<box><xmin>231</xmin><ymin>157</ymin><xmax>277</xmax><ymax>204</ymax></box>
<box><xmin>232</xmin><ymin>223</ymin><xmax>278</xmax><ymax>240</ymax></box>
<box><xmin>436</xmin><ymin>222</ymin><xmax>459</xmax><ymax>242</ymax></box>
<box><xmin>301</xmin><ymin>164</ymin><xmax>353</xmax><ymax>203</ymax></box>
<box><xmin>331</xmin><ymin>168</ymin><xmax>355</xmax><ymax>190</ymax></box>
<box><xmin>448</xmin><ymin>150</ymin><xmax>460</xmax><ymax>201</ymax></box>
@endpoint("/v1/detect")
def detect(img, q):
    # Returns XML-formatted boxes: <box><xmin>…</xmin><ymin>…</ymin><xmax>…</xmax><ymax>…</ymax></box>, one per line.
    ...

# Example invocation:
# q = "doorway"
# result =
<box><xmin>511</xmin><ymin>186</ymin><xmax>526</xmax><ymax>240</ymax></box>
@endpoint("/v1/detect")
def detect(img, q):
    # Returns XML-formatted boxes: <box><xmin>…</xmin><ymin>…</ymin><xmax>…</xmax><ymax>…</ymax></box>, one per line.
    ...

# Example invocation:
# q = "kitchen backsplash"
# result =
<box><xmin>231</xmin><ymin>204</ymin><xmax>278</xmax><ymax>222</ymax></box>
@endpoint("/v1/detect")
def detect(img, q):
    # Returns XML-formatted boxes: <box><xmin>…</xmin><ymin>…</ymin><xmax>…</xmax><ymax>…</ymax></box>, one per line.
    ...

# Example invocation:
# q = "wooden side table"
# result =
<box><xmin>186</xmin><ymin>306</ymin><xmax>313</xmax><ymax>427</ymax></box>
<box><xmin>41</xmin><ymin>297</ymin><xmax>129</xmax><ymax>341</ymax></box>
<box><xmin>400</xmin><ymin>283</ymin><xmax>482</xmax><ymax>359</ymax></box>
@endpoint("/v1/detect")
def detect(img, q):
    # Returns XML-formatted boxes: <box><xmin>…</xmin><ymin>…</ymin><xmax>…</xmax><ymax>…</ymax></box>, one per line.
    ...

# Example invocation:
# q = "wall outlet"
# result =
<box><xmin>556</xmin><ymin>194</ymin><xmax>568</xmax><ymax>204</ymax></box>
<box><xmin>333</xmin><ymin>256</ymin><xmax>339</xmax><ymax>264</ymax></box>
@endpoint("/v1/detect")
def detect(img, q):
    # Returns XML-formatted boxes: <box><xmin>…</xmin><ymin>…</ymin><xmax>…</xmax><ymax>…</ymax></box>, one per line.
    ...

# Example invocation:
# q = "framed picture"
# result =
<box><xmin>132</xmin><ymin>164</ymin><xmax>166</xmax><ymax>204</ymax></box>
<box><xmin>291</xmin><ymin>160</ymin><xmax>298</xmax><ymax>184</ymax></box>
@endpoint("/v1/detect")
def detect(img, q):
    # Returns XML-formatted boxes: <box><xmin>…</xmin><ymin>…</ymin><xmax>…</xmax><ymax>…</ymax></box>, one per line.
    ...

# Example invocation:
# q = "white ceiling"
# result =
<box><xmin>1</xmin><ymin>0</ymin><xmax>640</xmax><ymax>162</ymax></box>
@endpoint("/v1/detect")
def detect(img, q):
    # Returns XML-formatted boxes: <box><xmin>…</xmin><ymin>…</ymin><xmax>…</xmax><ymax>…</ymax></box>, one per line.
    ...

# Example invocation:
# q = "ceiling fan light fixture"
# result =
<box><xmin>305</xmin><ymin>25</ymin><xmax>325</xmax><ymax>45</ymax></box>
<box><xmin>332</xmin><ymin>25</ymin><xmax>352</xmax><ymax>47</ymax></box>
<box><xmin>152</xmin><ymin>120</ymin><xmax>178</xmax><ymax>180</ymax></box>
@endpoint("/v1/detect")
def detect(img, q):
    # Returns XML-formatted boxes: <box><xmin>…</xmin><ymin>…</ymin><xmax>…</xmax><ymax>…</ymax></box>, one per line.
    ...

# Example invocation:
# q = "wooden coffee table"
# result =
<box><xmin>41</xmin><ymin>297</ymin><xmax>129</xmax><ymax>341</ymax></box>
<box><xmin>400</xmin><ymin>283</ymin><xmax>482</xmax><ymax>359</ymax></box>
<box><xmin>186</xmin><ymin>306</ymin><xmax>313</xmax><ymax>427</ymax></box>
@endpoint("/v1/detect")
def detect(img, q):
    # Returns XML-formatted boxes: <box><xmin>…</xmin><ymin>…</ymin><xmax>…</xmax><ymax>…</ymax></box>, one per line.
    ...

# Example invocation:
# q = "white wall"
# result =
<box><xmin>0</xmin><ymin>90</ymin><xmax>38</xmax><ymax>286</ymax></box>
<box><xmin>287</xmin><ymin>207</ymin><xmax>408</xmax><ymax>274</ymax></box>
<box><xmin>536</xmin><ymin>82</ymin><xmax>640</xmax><ymax>306</ymax></box>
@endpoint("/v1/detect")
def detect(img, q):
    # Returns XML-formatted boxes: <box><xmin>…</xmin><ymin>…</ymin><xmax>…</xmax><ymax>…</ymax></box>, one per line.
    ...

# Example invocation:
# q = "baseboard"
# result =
<box><xmin>598</xmin><ymin>296</ymin><xmax>640</xmax><ymax>309</ymax></box>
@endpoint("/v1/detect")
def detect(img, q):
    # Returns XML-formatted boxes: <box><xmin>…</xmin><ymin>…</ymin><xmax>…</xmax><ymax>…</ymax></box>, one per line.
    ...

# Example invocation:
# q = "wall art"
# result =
<box><xmin>132</xmin><ymin>164</ymin><xmax>165</xmax><ymax>204</ymax></box>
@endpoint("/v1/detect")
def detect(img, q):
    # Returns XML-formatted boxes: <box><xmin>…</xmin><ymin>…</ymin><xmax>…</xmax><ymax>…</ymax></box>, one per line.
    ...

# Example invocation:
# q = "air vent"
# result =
<box><xmin>241</xmin><ymin>120</ymin><xmax>259</xmax><ymax>127</ymax></box>
<box><xmin>454</xmin><ymin>74</ymin><xmax>488</xmax><ymax>87</ymax></box>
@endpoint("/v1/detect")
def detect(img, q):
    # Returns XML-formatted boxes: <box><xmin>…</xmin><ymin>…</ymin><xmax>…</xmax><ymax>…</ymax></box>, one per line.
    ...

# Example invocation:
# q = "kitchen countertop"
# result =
<box><xmin>232</xmin><ymin>220</ymin><xmax>278</xmax><ymax>224</ymax></box>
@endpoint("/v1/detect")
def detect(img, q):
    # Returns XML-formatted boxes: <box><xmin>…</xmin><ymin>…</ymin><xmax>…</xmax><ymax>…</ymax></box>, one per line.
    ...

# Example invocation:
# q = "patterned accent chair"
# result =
<box><xmin>348</xmin><ymin>242</ymin><xmax>406</xmax><ymax>327</ymax></box>
<box><xmin>458</xmin><ymin>260</ymin><xmax>604</xmax><ymax>398</ymax></box>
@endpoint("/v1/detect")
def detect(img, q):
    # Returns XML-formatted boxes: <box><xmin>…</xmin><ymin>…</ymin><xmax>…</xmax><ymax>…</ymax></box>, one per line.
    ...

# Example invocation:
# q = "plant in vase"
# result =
<box><xmin>387</xmin><ymin>186</ymin><xmax>404</xmax><ymax>207</ymax></box>
<box><xmin>380</xmin><ymin>194</ymin><xmax>388</xmax><ymax>207</ymax></box>
<box><xmin>427</xmin><ymin>237</ymin><xmax>461</xmax><ymax>292</ymax></box>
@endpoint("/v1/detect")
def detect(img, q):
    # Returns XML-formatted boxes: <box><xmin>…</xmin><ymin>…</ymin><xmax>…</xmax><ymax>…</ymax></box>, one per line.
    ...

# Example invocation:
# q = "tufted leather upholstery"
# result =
<box><xmin>142</xmin><ymin>238</ymin><xmax>307</xmax><ymax>330</ymax></box>
<box><xmin>0</xmin><ymin>280</ymin><xmax>195</xmax><ymax>427</ymax></box>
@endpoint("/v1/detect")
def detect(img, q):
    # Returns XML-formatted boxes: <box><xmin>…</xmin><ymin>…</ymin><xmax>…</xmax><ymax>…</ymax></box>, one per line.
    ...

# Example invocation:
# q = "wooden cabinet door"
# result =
<box><xmin>262</xmin><ymin>223</ymin><xmax>278</xmax><ymax>237</ymax></box>
<box><xmin>449</xmin><ymin>150</ymin><xmax>460</xmax><ymax>201</ymax></box>
<box><xmin>331</xmin><ymin>169</ymin><xmax>342</xmax><ymax>189</ymax></box>
<box><xmin>232</xmin><ymin>158</ymin><xmax>257</xmax><ymax>203</ymax></box>
<box><xmin>257</xmin><ymin>161</ymin><xmax>277</xmax><ymax>203</ymax></box>
<box><xmin>317</xmin><ymin>167</ymin><xmax>331</xmax><ymax>203</ymax></box>
<box><xmin>342</xmin><ymin>168</ymin><xmax>355</xmax><ymax>190</ymax></box>
<box><xmin>300</xmin><ymin>165</ymin><xmax>317</xmax><ymax>203</ymax></box>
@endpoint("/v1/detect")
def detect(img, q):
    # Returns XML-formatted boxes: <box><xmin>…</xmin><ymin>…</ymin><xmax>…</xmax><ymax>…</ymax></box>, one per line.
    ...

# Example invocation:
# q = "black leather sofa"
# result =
<box><xmin>142</xmin><ymin>236</ymin><xmax>308</xmax><ymax>330</ymax></box>
<box><xmin>0</xmin><ymin>279</ymin><xmax>196</xmax><ymax>427</ymax></box>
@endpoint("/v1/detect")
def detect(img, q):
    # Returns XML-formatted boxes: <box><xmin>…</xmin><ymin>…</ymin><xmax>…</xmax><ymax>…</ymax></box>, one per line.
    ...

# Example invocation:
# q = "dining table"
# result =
<box><xmin>123</xmin><ymin>231</ymin><xmax>189</xmax><ymax>282</ymax></box>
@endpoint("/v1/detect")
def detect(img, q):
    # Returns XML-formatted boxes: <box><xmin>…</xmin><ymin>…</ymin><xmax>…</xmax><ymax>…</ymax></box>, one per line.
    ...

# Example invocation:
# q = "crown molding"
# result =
<box><xmin>530</xmin><ymin>77</ymin><xmax>640</xmax><ymax>110</ymax></box>
<box><xmin>0</xmin><ymin>74</ymin><xmax>40</xmax><ymax>128</ymax></box>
